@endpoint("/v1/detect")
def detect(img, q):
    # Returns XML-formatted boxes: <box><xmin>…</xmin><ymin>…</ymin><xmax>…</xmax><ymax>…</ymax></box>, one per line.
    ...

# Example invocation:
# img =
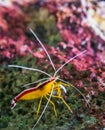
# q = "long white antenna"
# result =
<box><xmin>21</xmin><ymin>78</ymin><xmax>50</xmax><ymax>88</ymax></box>
<box><xmin>29</xmin><ymin>28</ymin><xmax>56</xmax><ymax>72</ymax></box>
<box><xmin>54</xmin><ymin>50</ymin><xmax>87</xmax><ymax>77</ymax></box>
<box><xmin>59</xmin><ymin>78</ymin><xmax>90</xmax><ymax>107</ymax></box>
<box><xmin>32</xmin><ymin>85</ymin><xmax>54</xmax><ymax>130</ymax></box>
<box><xmin>8</xmin><ymin>65</ymin><xmax>51</xmax><ymax>77</ymax></box>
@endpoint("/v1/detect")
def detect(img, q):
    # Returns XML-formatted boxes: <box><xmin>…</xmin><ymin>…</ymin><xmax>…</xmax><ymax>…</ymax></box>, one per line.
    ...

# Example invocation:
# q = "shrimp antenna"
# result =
<box><xmin>32</xmin><ymin>85</ymin><xmax>54</xmax><ymax>130</ymax></box>
<box><xmin>54</xmin><ymin>50</ymin><xmax>87</xmax><ymax>77</ymax></box>
<box><xmin>21</xmin><ymin>78</ymin><xmax>49</xmax><ymax>88</ymax></box>
<box><xmin>8</xmin><ymin>65</ymin><xmax>51</xmax><ymax>77</ymax></box>
<box><xmin>59</xmin><ymin>78</ymin><xmax>90</xmax><ymax>107</ymax></box>
<box><xmin>29</xmin><ymin>28</ymin><xmax>56</xmax><ymax>72</ymax></box>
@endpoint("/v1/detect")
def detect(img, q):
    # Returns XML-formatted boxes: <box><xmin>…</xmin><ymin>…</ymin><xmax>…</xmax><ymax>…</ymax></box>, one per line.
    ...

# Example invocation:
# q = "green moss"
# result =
<box><xmin>26</xmin><ymin>7</ymin><xmax>62</xmax><ymax>47</ymax></box>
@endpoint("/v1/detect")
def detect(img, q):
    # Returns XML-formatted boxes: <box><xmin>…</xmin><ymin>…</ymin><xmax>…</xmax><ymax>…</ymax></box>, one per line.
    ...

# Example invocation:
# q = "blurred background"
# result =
<box><xmin>0</xmin><ymin>0</ymin><xmax>105</xmax><ymax>130</ymax></box>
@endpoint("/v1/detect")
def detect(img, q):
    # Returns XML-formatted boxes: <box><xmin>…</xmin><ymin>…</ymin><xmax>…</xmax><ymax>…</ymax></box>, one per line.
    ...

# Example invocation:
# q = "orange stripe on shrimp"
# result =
<box><xmin>11</xmin><ymin>77</ymin><xmax>55</xmax><ymax>109</ymax></box>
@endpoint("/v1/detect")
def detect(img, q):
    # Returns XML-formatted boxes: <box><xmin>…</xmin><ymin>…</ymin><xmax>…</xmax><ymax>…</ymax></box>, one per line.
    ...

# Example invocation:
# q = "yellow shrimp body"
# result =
<box><xmin>11</xmin><ymin>77</ymin><xmax>72</xmax><ymax>116</ymax></box>
<box><xmin>11</xmin><ymin>78</ymin><xmax>55</xmax><ymax>104</ymax></box>
<box><xmin>19</xmin><ymin>79</ymin><xmax>55</xmax><ymax>100</ymax></box>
